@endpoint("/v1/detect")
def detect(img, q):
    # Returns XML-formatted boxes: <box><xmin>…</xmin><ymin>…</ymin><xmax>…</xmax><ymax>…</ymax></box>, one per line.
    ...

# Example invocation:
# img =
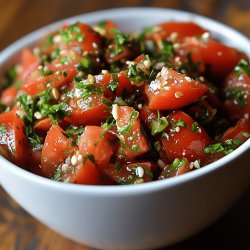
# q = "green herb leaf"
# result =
<box><xmin>234</xmin><ymin>59</ymin><xmax>250</xmax><ymax>76</ymax></box>
<box><xmin>0</xmin><ymin>124</ymin><xmax>7</xmax><ymax>134</ymax></box>
<box><xmin>151</xmin><ymin>116</ymin><xmax>168</xmax><ymax>135</ymax></box>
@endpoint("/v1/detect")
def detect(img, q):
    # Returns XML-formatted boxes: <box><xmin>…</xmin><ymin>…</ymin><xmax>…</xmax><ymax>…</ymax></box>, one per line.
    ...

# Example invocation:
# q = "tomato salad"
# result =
<box><xmin>0</xmin><ymin>21</ymin><xmax>250</xmax><ymax>185</ymax></box>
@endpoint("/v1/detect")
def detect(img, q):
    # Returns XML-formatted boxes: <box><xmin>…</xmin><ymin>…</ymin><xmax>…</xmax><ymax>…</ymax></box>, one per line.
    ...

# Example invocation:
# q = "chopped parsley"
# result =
<box><xmin>132</xmin><ymin>144</ymin><xmax>140</xmax><ymax>153</ymax></box>
<box><xmin>127</xmin><ymin>63</ymin><xmax>148</xmax><ymax>83</ymax></box>
<box><xmin>204</xmin><ymin>138</ymin><xmax>243</xmax><ymax>155</ymax></box>
<box><xmin>60</xmin><ymin>23</ymin><xmax>85</xmax><ymax>43</ymax></box>
<box><xmin>191</xmin><ymin>122</ymin><xmax>200</xmax><ymax>132</ymax></box>
<box><xmin>171</xmin><ymin>158</ymin><xmax>187</xmax><ymax>170</ymax></box>
<box><xmin>151</xmin><ymin>112</ymin><xmax>168</xmax><ymax>135</ymax></box>
<box><xmin>102</xmin><ymin>116</ymin><xmax>115</xmax><ymax>131</ymax></box>
<box><xmin>111</xmin><ymin>28</ymin><xmax>129</xmax><ymax>55</ymax></box>
<box><xmin>4</xmin><ymin>66</ymin><xmax>17</xmax><ymax>88</ymax></box>
<box><xmin>225</xmin><ymin>88</ymin><xmax>248</xmax><ymax>107</ymax></box>
<box><xmin>242</xmin><ymin>131</ymin><xmax>250</xmax><ymax>138</ymax></box>
<box><xmin>234</xmin><ymin>59</ymin><xmax>250</xmax><ymax>76</ymax></box>
<box><xmin>119</xmin><ymin>123</ymin><xmax>132</xmax><ymax>135</ymax></box>
<box><xmin>159</xmin><ymin>40</ymin><xmax>174</xmax><ymax>61</ymax></box>
<box><xmin>114</xmin><ymin>162</ymin><xmax>122</xmax><ymax>172</ymax></box>
<box><xmin>108</xmin><ymin>74</ymin><xmax>119</xmax><ymax>92</ymax></box>
<box><xmin>0</xmin><ymin>124</ymin><xmax>7</xmax><ymax>134</ymax></box>
<box><xmin>177</xmin><ymin>120</ymin><xmax>186</xmax><ymax>128</ymax></box>
<box><xmin>53</xmin><ymin>169</ymin><xmax>61</xmax><ymax>181</ymax></box>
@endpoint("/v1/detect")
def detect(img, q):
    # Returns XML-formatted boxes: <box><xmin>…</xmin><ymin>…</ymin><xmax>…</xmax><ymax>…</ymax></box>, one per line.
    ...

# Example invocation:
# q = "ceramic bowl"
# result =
<box><xmin>0</xmin><ymin>7</ymin><xmax>250</xmax><ymax>250</ymax></box>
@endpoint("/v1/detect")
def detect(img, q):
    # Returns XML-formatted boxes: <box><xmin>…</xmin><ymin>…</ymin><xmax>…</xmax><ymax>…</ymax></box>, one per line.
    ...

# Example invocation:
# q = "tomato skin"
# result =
<box><xmin>161</xmin><ymin>111</ymin><xmax>212</xmax><ymax>162</ymax></box>
<box><xmin>78</xmin><ymin>126</ymin><xmax>115</xmax><ymax>167</ymax></box>
<box><xmin>113</xmin><ymin>104</ymin><xmax>150</xmax><ymax>160</ymax></box>
<box><xmin>1</xmin><ymin>86</ymin><xmax>19</xmax><ymax>106</ymax></box>
<box><xmin>96</xmin><ymin>71</ymin><xmax>134</xmax><ymax>98</ymax></box>
<box><xmin>20</xmin><ymin>48</ymin><xmax>39</xmax><ymax>80</ymax></box>
<box><xmin>0</xmin><ymin>111</ymin><xmax>28</xmax><ymax>167</ymax></box>
<box><xmin>200</xmin><ymin>39</ymin><xmax>244</xmax><ymax>80</ymax></box>
<box><xmin>184</xmin><ymin>38</ymin><xmax>244</xmax><ymax>81</ymax></box>
<box><xmin>146</xmin><ymin>68</ymin><xmax>208</xmax><ymax>110</ymax></box>
<box><xmin>221</xmin><ymin>118</ymin><xmax>250</xmax><ymax>143</ymax></box>
<box><xmin>139</xmin><ymin>106</ymin><xmax>158</xmax><ymax>127</ymax></box>
<box><xmin>74</xmin><ymin>159</ymin><xmax>101</xmax><ymax>185</ymax></box>
<box><xmin>65</xmin><ymin>94</ymin><xmax>111</xmax><ymax>126</ymax></box>
<box><xmin>33</xmin><ymin>118</ymin><xmax>52</xmax><ymax>135</ymax></box>
<box><xmin>60</xmin><ymin>23</ymin><xmax>102</xmax><ymax>53</ymax></box>
<box><xmin>41</xmin><ymin>124</ymin><xmax>75</xmax><ymax>178</ymax></box>
<box><xmin>159</xmin><ymin>21</ymin><xmax>207</xmax><ymax>37</ymax></box>
<box><xmin>223</xmin><ymin>72</ymin><xmax>250</xmax><ymax>121</ymax></box>
<box><xmin>21</xmin><ymin>69</ymin><xmax>67</xmax><ymax>96</ymax></box>
<box><xmin>103</xmin><ymin>162</ymin><xmax>153</xmax><ymax>184</ymax></box>
<box><xmin>173</xmin><ymin>37</ymin><xmax>206</xmax><ymax>74</ymax></box>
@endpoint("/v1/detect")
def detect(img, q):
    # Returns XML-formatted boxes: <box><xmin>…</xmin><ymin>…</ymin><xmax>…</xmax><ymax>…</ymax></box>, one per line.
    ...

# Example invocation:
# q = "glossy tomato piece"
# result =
<box><xmin>221</xmin><ymin>118</ymin><xmax>250</xmax><ymax>143</ymax></box>
<box><xmin>60</xmin><ymin>22</ymin><xmax>102</xmax><ymax>53</ymax></box>
<box><xmin>0</xmin><ymin>86</ymin><xmax>19</xmax><ymax>106</ymax></box>
<box><xmin>223</xmin><ymin>69</ymin><xmax>250</xmax><ymax>121</ymax></box>
<box><xmin>183</xmin><ymin>37</ymin><xmax>245</xmax><ymax>81</ymax></box>
<box><xmin>0</xmin><ymin>111</ymin><xmax>28</xmax><ymax>167</ymax></box>
<box><xmin>95</xmin><ymin>71</ymin><xmax>134</xmax><ymax>98</ymax></box>
<box><xmin>159</xmin><ymin>21</ymin><xmax>207</xmax><ymax>37</ymax></box>
<box><xmin>41</xmin><ymin>124</ymin><xmax>76</xmax><ymax>177</ymax></box>
<box><xmin>173</xmin><ymin>37</ymin><xmax>206</xmax><ymax>75</ymax></box>
<box><xmin>33</xmin><ymin>117</ymin><xmax>52</xmax><ymax>135</ymax></box>
<box><xmin>74</xmin><ymin>158</ymin><xmax>100</xmax><ymax>184</ymax></box>
<box><xmin>139</xmin><ymin>106</ymin><xmax>158</xmax><ymax>127</ymax></box>
<box><xmin>20</xmin><ymin>48</ymin><xmax>39</xmax><ymax>80</ymax></box>
<box><xmin>145</xmin><ymin>67</ymin><xmax>208</xmax><ymax>110</ymax></box>
<box><xmin>78</xmin><ymin>126</ymin><xmax>116</xmax><ymax>167</ymax></box>
<box><xmin>60</xmin><ymin>157</ymin><xmax>101</xmax><ymax>185</ymax></box>
<box><xmin>103</xmin><ymin>162</ymin><xmax>153</xmax><ymax>185</ymax></box>
<box><xmin>112</xmin><ymin>104</ymin><xmax>150</xmax><ymax>159</ymax></box>
<box><xmin>160</xmin><ymin>111</ymin><xmax>212</xmax><ymax>162</ymax></box>
<box><xmin>21</xmin><ymin>69</ymin><xmax>68</xmax><ymax>96</ymax></box>
<box><xmin>64</xmin><ymin>90</ymin><xmax>111</xmax><ymax>126</ymax></box>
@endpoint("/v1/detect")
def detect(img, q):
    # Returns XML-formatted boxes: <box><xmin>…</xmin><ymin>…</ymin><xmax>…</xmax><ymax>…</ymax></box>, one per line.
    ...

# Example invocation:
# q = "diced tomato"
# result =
<box><xmin>159</xmin><ymin>21</ymin><xmax>207</xmax><ymax>37</ymax></box>
<box><xmin>34</xmin><ymin>117</ymin><xmax>52</xmax><ymax>135</ymax></box>
<box><xmin>41</xmin><ymin>124</ymin><xmax>75</xmax><ymax>177</ymax></box>
<box><xmin>146</xmin><ymin>67</ymin><xmax>208</xmax><ymax>110</ymax></box>
<box><xmin>78</xmin><ymin>126</ymin><xmax>116</xmax><ymax>167</ymax></box>
<box><xmin>61</xmin><ymin>23</ymin><xmax>102</xmax><ymax>53</ymax></box>
<box><xmin>186</xmin><ymin>99</ymin><xmax>217</xmax><ymax>126</ymax></box>
<box><xmin>221</xmin><ymin>118</ymin><xmax>250</xmax><ymax>143</ymax></box>
<box><xmin>0</xmin><ymin>111</ymin><xmax>28</xmax><ymax>167</ymax></box>
<box><xmin>64</xmin><ymin>92</ymin><xmax>111</xmax><ymax>126</ymax></box>
<box><xmin>160</xmin><ymin>111</ymin><xmax>212</xmax><ymax>162</ymax></box>
<box><xmin>74</xmin><ymin>158</ymin><xmax>100</xmax><ymax>184</ymax></box>
<box><xmin>21</xmin><ymin>69</ymin><xmax>67</xmax><ymax>96</ymax></box>
<box><xmin>173</xmin><ymin>37</ymin><xmax>205</xmax><ymax>74</ymax></box>
<box><xmin>112</xmin><ymin>104</ymin><xmax>150</xmax><ymax>159</ymax></box>
<box><xmin>103</xmin><ymin>162</ymin><xmax>153</xmax><ymax>184</ymax></box>
<box><xmin>96</xmin><ymin>71</ymin><xmax>134</xmax><ymax>98</ymax></box>
<box><xmin>1</xmin><ymin>86</ymin><xmax>19</xmax><ymax>106</ymax></box>
<box><xmin>201</xmin><ymin>151</ymin><xmax>224</xmax><ymax>166</ymax></box>
<box><xmin>98</xmin><ymin>20</ymin><xmax>119</xmax><ymax>39</ymax></box>
<box><xmin>20</xmin><ymin>48</ymin><xmax>39</xmax><ymax>80</ymax></box>
<box><xmin>159</xmin><ymin>158</ymin><xmax>191</xmax><ymax>179</ymax></box>
<box><xmin>185</xmin><ymin>38</ymin><xmax>245</xmax><ymax>80</ymax></box>
<box><xmin>139</xmin><ymin>106</ymin><xmax>158</xmax><ymax>127</ymax></box>
<box><xmin>223</xmin><ymin>71</ymin><xmax>250</xmax><ymax>121</ymax></box>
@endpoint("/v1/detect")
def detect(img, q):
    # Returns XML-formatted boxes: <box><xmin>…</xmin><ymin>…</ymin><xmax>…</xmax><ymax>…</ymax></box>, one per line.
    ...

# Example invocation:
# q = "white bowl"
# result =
<box><xmin>0</xmin><ymin>7</ymin><xmax>250</xmax><ymax>250</ymax></box>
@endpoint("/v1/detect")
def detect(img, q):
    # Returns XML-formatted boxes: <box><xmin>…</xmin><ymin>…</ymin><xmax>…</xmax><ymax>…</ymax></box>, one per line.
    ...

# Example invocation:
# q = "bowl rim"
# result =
<box><xmin>0</xmin><ymin>7</ymin><xmax>250</xmax><ymax>195</ymax></box>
